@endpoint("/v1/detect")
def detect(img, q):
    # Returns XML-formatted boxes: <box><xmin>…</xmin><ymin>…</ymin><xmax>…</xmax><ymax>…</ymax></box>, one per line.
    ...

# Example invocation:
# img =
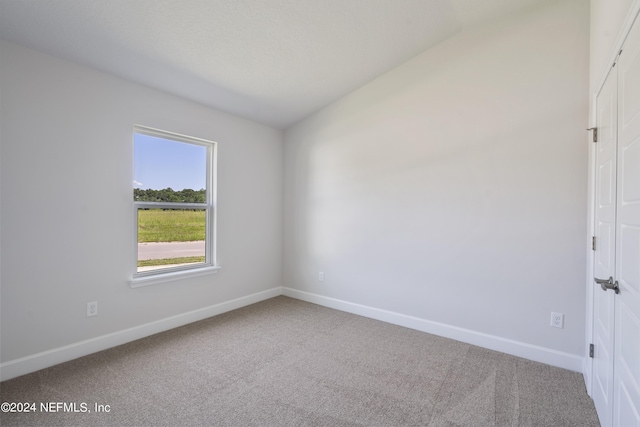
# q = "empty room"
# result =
<box><xmin>1</xmin><ymin>0</ymin><xmax>639</xmax><ymax>426</ymax></box>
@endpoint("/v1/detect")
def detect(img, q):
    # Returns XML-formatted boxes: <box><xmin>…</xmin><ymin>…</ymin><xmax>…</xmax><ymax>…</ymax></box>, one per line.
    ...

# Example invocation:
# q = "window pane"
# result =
<box><xmin>132</xmin><ymin>127</ymin><xmax>215</xmax><ymax>279</ymax></box>
<box><xmin>134</xmin><ymin>133</ymin><xmax>207</xmax><ymax>197</ymax></box>
<box><xmin>137</xmin><ymin>208</ymin><xmax>206</xmax><ymax>272</ymax></box>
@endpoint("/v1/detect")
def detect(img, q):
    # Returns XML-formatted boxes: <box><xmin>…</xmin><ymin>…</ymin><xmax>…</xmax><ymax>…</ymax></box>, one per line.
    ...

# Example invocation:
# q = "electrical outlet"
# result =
<box><xmin>318</xmin><ymin>272</ymin><xmax>324</xmax><ymax>282</ymax></box>
<box><xmin>87</xmin><ymin>301</ymin><xmax>98</xmax><ymax>317</ymax></box>
<box><xmin>551</xmin><ymin>312</ymin><xmax>564</xmax><ymax>328</ymax></box>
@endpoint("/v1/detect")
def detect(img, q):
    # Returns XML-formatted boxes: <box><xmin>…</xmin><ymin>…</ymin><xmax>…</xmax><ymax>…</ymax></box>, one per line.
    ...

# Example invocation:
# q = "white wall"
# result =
<box><xmin>283</xmin><ymin>0</ymin><xmax>590</xmax><ymax>363</ymax></box>
<box><xmin>0</xmin><ymin>42</ymin><xmax>283</xmax><ymax>368</ymax></box>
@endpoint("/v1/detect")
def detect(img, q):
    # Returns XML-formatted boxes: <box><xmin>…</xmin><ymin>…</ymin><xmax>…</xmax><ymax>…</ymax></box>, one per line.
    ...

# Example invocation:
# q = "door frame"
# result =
<box><xmin>584</xmin><ymin>0</ymin><xmax>640</xmax><ymax>398</ymax></box>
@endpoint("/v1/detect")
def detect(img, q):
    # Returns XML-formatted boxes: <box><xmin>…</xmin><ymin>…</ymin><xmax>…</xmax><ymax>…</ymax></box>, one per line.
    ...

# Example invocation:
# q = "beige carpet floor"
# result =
<box><xmin>0</xmin><ymin>296</ymin><xmax>599</xmax><ymax>426</ymax></box>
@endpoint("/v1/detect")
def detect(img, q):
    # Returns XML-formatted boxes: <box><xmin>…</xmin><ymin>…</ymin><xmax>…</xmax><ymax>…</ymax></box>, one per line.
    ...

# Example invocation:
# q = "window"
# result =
<box><xmin>130</xmin><ymin>125</ymin><xmax>218</xmax><ymax>287</ymax></box>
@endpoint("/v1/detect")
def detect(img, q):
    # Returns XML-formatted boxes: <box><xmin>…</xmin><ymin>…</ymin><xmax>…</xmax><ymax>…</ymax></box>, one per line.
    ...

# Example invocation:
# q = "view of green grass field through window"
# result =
<box><xmin>137</xmin><ymin>209</ymin><xmax>206</xmax><ymax>243</ymax></box>
<box><xmin>137</xmin><ymin>209</ymin><xmax>206</xmax><ymax>268</ymax></box>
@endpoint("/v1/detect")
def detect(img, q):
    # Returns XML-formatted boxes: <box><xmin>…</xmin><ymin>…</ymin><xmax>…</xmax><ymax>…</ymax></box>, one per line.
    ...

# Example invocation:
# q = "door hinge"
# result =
<box><xmin>592</xmin><ymin>236</ymin><xmax>597</xmax><ymax>251</ymax></box>
<box><xmin>587</xmin><ymin>127</ymin><xmax>598</xmax><ymax>143</ymax></box>
<box><xmin>613</xmin><ymin>49</ymin><xmax>623</xmax><ymax>67</ymax></box>
<box><xmin>589</xmin><ymin>343</ymin><xmax>594</xmax><ymax>358</ymax></box>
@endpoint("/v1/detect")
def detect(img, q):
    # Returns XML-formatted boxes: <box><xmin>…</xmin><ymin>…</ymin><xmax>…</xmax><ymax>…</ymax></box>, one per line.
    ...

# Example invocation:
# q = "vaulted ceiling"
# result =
<box><xmin>0</xmin><ymin>0</ymin><xmax>551</xmax><ymax>129</ymax></box>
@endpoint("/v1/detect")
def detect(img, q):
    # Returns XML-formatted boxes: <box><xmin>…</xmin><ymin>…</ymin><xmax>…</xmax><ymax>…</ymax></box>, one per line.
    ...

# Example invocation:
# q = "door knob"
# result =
<box><xmin>594</xmin><ymin>276</ymin><xmax>620</xmax><ymax>294</ymax></box>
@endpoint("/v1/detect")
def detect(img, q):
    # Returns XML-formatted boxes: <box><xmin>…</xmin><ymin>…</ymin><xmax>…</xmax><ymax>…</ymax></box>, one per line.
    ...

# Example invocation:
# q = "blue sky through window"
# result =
<box><xmin>134</xmin><ymin>133</ymin><xmax>207</xmax><ymax>191</ymax></box>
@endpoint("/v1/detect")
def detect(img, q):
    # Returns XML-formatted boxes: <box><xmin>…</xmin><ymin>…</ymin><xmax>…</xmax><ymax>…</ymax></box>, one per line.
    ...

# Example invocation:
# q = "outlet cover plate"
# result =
<box><xmin>87</xmin><ymin>301</ymin><xmax>98</xmax><ymax>317</ymax></box>
<box><xmin>551</xmin><ymin>312</ymin><xmax>564</xmax><ymax>328</ymax></box>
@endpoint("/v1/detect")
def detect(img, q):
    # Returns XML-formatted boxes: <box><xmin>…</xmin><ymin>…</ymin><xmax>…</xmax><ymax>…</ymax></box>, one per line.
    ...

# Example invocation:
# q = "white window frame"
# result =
<box><xmin>129</xmin><ymin>125</ymin><xmax>219</xmax><ymax>288</ymax></box>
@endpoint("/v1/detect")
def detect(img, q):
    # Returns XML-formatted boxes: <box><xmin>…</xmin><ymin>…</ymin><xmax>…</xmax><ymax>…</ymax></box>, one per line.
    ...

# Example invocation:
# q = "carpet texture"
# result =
<box><xmin>0</xmin><ymin>296</ymin><xmax>599</xmax><ymax>426</ymax></box>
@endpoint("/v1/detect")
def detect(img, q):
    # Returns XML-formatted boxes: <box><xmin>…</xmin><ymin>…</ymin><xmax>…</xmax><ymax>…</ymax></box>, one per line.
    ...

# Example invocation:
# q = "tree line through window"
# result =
<box><xmin>134</xmin><ymin>188</ymin><xmax>206</xmax><ymax>203</ymax></box>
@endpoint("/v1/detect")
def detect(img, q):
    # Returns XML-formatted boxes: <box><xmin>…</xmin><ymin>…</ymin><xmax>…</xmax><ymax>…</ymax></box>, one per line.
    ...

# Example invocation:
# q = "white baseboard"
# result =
<box><xmin>0</xmin><ymin>287</ymin><xmax>283</xmax><ymax>382</ymax></box>
<box><xmin>282</xmin><ymin>287</ymin><xmax>584</xmax><ymax>372</ymax></box>
<box><xmin>1</xmin><ymin>285</ymin><xmax>584</xmax><ymax>382</ymax></box>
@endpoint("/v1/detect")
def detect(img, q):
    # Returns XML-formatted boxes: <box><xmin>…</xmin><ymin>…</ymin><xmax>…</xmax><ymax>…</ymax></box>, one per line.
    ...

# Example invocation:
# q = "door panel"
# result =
<box><xmin>618</xmin><ymin>304</ymin><xmax>640</xmax><ymax>389</ymax></box>
<box><xmin>614</xmin><ymin>14</ymin><xmax>640</xmax><ymax>427</ymax></box>
<box><xmin>617</xmin><ymin>380</ymin><xmax>640</xmax><ymax>427</ymax></box>
<box><xmin>593</xmin><ymin>66</ymin><xmax>618</xmax><ymax>427</ymax></box>
<box><xmin>619</xmin><ymin>223</ymin><xmax>640</xmax><ymax>289</ymax></box>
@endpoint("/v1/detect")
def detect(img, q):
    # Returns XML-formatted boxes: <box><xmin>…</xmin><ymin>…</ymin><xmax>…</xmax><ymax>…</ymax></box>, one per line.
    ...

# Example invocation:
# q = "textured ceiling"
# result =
<box><xmin>0</xmin><ymin>0</ymin><xmax>550</xmax><ymax>129</ymax></box>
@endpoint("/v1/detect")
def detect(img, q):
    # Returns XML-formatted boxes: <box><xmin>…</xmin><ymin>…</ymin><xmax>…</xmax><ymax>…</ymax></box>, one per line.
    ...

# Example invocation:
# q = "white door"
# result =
<box><xmin>592</xmin><ymin>14</ymin><xmax>640</xmax><ymax>427</ymax></box>
<box><xmin>592</xmin><ymin>64</ymin><xmax>618</xmax><ymax>427</ymax></box>
<box><xmin>613</xmin><ymin>15</ymin><xmax>640</xmax><ymax>427</ymax></box>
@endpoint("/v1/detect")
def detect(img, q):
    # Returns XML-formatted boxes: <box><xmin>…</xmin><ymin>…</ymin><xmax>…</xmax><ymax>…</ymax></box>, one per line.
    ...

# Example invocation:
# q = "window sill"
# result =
<box><xmin>129</xmin><ymin>265</ymin><xmax>221</xmax><ymax>288</ymax></box>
